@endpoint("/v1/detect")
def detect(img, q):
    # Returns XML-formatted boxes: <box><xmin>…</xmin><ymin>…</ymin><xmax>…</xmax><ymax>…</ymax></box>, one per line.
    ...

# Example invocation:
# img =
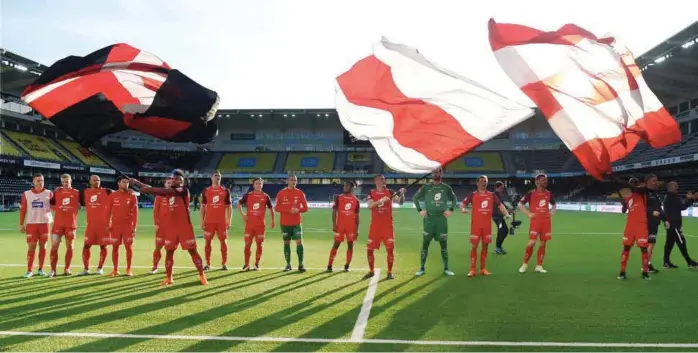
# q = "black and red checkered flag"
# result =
<box><xmin>21</xmin><ymin>43</ymin><xmax>220</xmax><ymax>147</ymax></box>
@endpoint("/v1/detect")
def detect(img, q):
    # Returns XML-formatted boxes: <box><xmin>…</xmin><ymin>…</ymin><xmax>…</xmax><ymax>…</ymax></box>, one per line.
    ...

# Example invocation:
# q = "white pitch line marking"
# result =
<box><xmin>350</xmin><ymin>268</ymin><xmax>380</xmax><ymax>342</ymax></box>
<box><xmin>0</xmin><ymin>264</ymin><xmax>369</xmax><ymax>271</ymax></box>
<box><xmin>0</xmin><ymin>330</ymin><xmax>697</xmax><ymax>348</ymax></box>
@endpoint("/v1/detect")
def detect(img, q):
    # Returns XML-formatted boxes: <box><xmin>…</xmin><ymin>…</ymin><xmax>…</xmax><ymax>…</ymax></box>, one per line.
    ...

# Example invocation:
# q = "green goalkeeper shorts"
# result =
<box><xmin>281</xmin><ymin>225</ymin><xmax>303</xmax><ymax>241</ymax></box>
<box><xmin>423</xmin><ymin>215</ymin><xmax>448</xmax><ymax>241</ymax></box>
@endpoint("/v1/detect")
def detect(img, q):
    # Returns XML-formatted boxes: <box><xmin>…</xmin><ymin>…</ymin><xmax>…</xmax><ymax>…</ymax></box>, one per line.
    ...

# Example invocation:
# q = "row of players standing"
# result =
<box><xmin>19</xmin><ymin>168</ymin><xmax>556</xmax><ymax>283</ymax></box>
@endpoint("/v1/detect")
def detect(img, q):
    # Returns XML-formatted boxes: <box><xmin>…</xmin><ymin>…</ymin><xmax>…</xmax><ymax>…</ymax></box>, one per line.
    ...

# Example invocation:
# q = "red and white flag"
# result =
<box><xmin>335</xmin><ymin>38</ymin><xmax>535</xmax><ymax>174</ymax></box>
<box><xmin>488</xmin><ymin>19</ymin><xmax>681</xmax><ymax>179</ymax></box>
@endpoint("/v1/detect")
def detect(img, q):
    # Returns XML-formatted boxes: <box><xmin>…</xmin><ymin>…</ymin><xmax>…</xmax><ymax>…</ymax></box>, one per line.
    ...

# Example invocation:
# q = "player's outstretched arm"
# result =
<box><xmin>393</xmin><ymin>188</ymin><xmax>406</xmax><ymax>205</ymax></box>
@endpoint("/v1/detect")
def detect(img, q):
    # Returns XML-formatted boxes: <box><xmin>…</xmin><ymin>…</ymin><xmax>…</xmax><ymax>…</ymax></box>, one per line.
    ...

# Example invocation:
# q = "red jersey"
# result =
<box><xmin>368</xmin><ymin>188</ymin><xmax>394</xmax><ymax>226</ymax></box>
<box><xmin>624</xmin><ymin>192</ymin><xmax>648</xmax><ymax>226</ymax></box>
<box><xmin>239</xmin><ymin>191</ymin><xmax>273</xmax><ymax>227</ymax></box>
<box><xmin>202</xmin><ymin>185</ymin><xmax>232</xmax><ymax>224</ymax></box>
<box><xmin>274</xmin><ymin>188</ymin><xmax>309</xmax><ymax>226</ymax></box>
<box><xmin>153</xmin><ymin>195</ymin><xmax>170</xmax><ymax>228</ymax></box>
<box><xmin>80</xmin><ymin>188</ymin><xmax>112</xmax><ymax>227</ymax></box>
<box><xmin>462</xmin><ymin>191</ymin><xmax>502</xmax><ymax>226</ymax></box>
<box><xmin>107</xmin><ymin>190</ymin><xmax>138</xmax><ymax>227</ymax></box>
<box><xmin>165</xmin><ymin>186</ymin><xmax>192</xmax><ymax>228</ymax></box>
<box><xmin>50</xmin><ymin>187</ymin><xmax>80</xmax><ymax>228</ymax></box>
<box><xmin>521</xmin><ymin>189</ymin><xmax>555</xmax><ymax>219</ymax></box>
<box><xmin>334</xmin><ymin>193</ymin><xmax>360</xmax><ymax>228</ymax></box>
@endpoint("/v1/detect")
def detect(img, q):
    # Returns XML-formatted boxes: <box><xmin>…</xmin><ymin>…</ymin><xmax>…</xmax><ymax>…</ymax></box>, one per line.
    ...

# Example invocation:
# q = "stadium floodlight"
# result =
<box><xmin>654</xmin><ymin>56</ymin><xmax>666</xmax><ymax>64</ymax></box>
<box><xmin>316</xmin><ymin>114</ymin><xmax>321</xmax><ymax>117</ymax></box>
<box><xmin>15</xmin><ymin>65</ymin><xmax>28</xmax><ymax>72</ymax></box>
<box><xmin>325</xmin><ymin>113</ymin><xmax>329</xmax><ymax>117</ymax></box>
<box><xmin>682</xmin><ymin>39</ymin><xmax>695</xmax><ymax>49</ymax></box>
<box><xmin>258</xmin><ymin>114</ymin><xmax>263</xmax><ymax>117</ymax></box>
<box><xmin>250</xmin><ymin>114</ymin><xmax>254</xmax><ymax>117</ymax></box>
<box><xmin>283</xmin><ymin>114</ymin><xmax>288</xmax><ymax>117</ymax></box>
<box><xmin>291</xmin><ymin>114</ymin><xmax>296</xmax><ymax>117</ymax></box>
<box><xmin>225</xmin><ymin>114</ymin><xmax>230</xmax><ymax>118</ymax></box>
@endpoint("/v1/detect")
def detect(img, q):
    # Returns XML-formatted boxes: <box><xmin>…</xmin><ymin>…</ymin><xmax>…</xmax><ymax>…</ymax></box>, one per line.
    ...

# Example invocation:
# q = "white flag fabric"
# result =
<box><xmin>335</xmin><ymin>38</ymin><xmax>535</xmax><ymax>174</ymax></box>
<box><xmin>488</xmin><ymin>19</ymin><xmax>681</xmax><ymax>179</ymax></box>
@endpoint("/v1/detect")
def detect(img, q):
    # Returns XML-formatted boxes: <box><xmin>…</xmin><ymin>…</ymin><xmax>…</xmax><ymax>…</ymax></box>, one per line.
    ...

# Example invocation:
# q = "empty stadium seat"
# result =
<box><xmin>58</xmin><ymin>140</ymin><xmax>108</xmax><ymax>167</ymax></box>
<box><xmin>0</xmin><ymin>133</ymin><xmax>24</xmax><ymax>157</ymax></box>
<box><xmin>285</xmin><ymin>152</ymin><xmax>334</xmax><ymax>172</ymax></box>
<box><xmin>218</xmin><ymin>153</ymin><xmax>277</xmax><ymax>173</ymax></box>
<box><xmin>446</xmin><ymin>152</ymin><xmax>504</xmax><ymax>172</ymax></box>
<box><xmin>4</xmin><ymin>131</ymin><xmax>66</xmax><ymax>162</ymax></box>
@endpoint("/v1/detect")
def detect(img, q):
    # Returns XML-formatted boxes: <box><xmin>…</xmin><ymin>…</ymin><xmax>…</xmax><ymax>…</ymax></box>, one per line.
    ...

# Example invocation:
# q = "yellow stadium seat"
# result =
<box><xmin>218</xmin><ymin>153</ymin><xmax>276</xmax><ymax>173</ymax></box>
<box><xmin>0</xmin><ymin>133</ymin><xmax>24</xmax><ymax>157</ymax></box>
<box><xmin>285</xmin><ymin>153</ymin><xmax>334</xmax><ymax>172</ymax></box>
<box><xmin>4</xmin><ymin>131</ymin><xmax>65</xmax><ymax>162</ymax></box>
<box><xmin>446</xmin><ymin>152</ymin><xmax>504</xmax><ymax>172</ymax></box>
<box><xmin>58</xmin><ymin>140</ymin><xmax>107</xmax><ymax>166</ymax></box>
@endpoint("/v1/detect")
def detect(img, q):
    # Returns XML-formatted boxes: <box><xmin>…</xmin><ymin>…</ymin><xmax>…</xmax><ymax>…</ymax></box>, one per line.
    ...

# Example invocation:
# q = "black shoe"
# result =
<box><xmin>326</xmin><ymin>265</ymin><xmax>333</xmax><ymax>272</ymax></box>
<box><xmin>386</xmin><ymin>272</ymin><xmax>394</xmax><ymax>280</ymax></box>
<box><xmin>688</xmin><ymin>262</ymin><xmax>698</xmax><ymax>269</ymax></box>
<box><xmin>495</xmin><ymin>248</ymin><xmax>507</xmax><ymax>255</ymax></box>
<box><xmin>642</xmin><ymin>272</ymin><xmax>651</xmax><ymax>280</ymax></box>
<box><xmin>663</xmin><ymin>263</ymin><xmax>679</xmax><ymax>269</ymax></box>
<box><xmin>343</xmin><ymin>264</ymin><xmax>350</xmax><ymax>272</ymax></box>
<box><xmin>203</xmin><ymin>265</ymin><xmax>211</xmax><ymax>271</ymax></box>
<box><xmin>241</xmin><ymin>265</ymin><xmax>249</xmax><ymax>272</ymax></box>
<box><xmin>221</xmin><ymin>265</ymin><xmax>228</xmax><ymax>271</ymax></box>
<box><xmin>298</xmin><ymin>265</ymin><xmax>306</xmax><ymax>273</ymax></box>
<box><xmin>284</xmin><ymin>265</ymin><xmax>292</xmax><ymax>272</ymax></box>
<box><xmin>253</xmin><ymin>264</ymin><xmax>260</xmax><ymax>271</ymax></box>
<box><xmin>617</xmin><ymin>271</ymin><xmax>626</xmax><ymax>280</ymax></box>
<box><xmin>363</xmin><ymin>271</ymin><xmax>375</xmax><ymax>279</ymax></box>
<box><xmin>648</xmin><ymin>264</ymin><xmax>658</xmax><ymax>273</ymax></box>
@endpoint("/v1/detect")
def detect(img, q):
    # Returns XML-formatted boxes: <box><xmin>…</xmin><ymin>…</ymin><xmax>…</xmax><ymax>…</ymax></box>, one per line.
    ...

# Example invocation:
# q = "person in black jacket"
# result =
<box><xmin>662</xmin><ymin>181</ymin><xmax>698</xmax><ymax>268</ymax></box>
<box><xmin>492</xmin><ymin>182</ymin><xmax>509</xmax><ymax>254</ymax></box>
<box><xmin>643</xmin><ymin>174</ymin><xmax>668</xmax><ymax>273</ymax></box>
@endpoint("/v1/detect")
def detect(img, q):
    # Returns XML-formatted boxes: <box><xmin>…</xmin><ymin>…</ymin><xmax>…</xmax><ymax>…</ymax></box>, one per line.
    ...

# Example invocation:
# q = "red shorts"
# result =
<box><xmin>155</xmin><ymin>227</ymin><xmax>166</xmax><ymax>248</ymax></box>
<box><xmin>470</xmin><ymin>224</ymin><xmax>492</xmax><ymax>244</ymax></box>
<box><xmin>623</xmin><ymin>226</ymin><xmax>649</xmax><ymax>247</ymax></box>
<box><xmin>244</xmin><ymin>224</ymin><xmax>266</xmax><ymax>238</ymax></box>
<box><xmin>529</xmin><ymin>219</ymin><xmax>552</xmax><ymax>241</ymax></box>
<box><xmin>111</xmin><ymin>225</ymin><xmax>135</xmax><ymax>246</ymax></box>
<box><xmin>51</xmin><ymin>225</ymin><xmax>76</xmax><ymax>241</ymax></box>
<box><xmin>26</xmin><ymin>224</ymin><xmax>50</xmax><ymax>244</ymax></box>
<box><xmin>204</xmin><ymin>222</ymin><xmax>228</xmax><ymax>241</ymax></box>
<box><xmin>84</xmin><ymin>225</ymin><xmax>108</xmax><ymax>246</ymax></box>
<box><xmin>334</xmin><ymin>225</ymin><xmax>358</xmax><ymax>243</ymax></box>
<box><xmin>164</xmin><ymin>226</ymin><xmax>197</xmax><ymax>251</ymax></box>
<box><xmin>368</xmin><ymin>224</ymin><xmax>394</xmax><ymax>251</ymax></box>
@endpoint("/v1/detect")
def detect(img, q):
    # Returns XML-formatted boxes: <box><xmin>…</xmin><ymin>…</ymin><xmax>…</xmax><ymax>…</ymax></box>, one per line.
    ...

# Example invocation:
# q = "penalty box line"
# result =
<box><xmin>1</xmin><ymin>330</ymin><xmax>698</xmax><ymax>348</ymax></box>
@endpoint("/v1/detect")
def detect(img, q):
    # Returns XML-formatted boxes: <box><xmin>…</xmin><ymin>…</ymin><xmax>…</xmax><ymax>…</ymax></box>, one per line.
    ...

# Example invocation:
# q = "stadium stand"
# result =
<box><xmin>446</xmin><ymin>152</ymin><xmax>504</xmax><ymax>172</ymax></box>
<box><xmin>0</xmin><ymin>176</ymin><xmax>31</xmax><ymax>195</ymax></box>
<box><xmin>218</xmin><ymin>153</ymin><xmax>277</xmax><ymax>173</ymax></box>
<box><xmin>511</xmin><ymin>150</ymin><xmax>580</xmax><ymax>173</ymax></box>
<box><xmin>0</xmin><ymin>132</ymin><xmax>25</xmax><ymax>158</ymax></box>
<box><xmin>58</xmin><ymin>140</ymin><xmax>108</xmax><ymax>167</ymax></box>
<box><xmin>3</xmin><ymin>131</ymin><xmax>70</xmax><ymax>162</ymax></box>
<box><xmin>110</xmin><ymin>149</ymin><xmax>202</xmax><ymax>172</ymax></box>
<box><xmin>285</xmin><ymin>152</ymin><xmax>335</xmax><ymax>172</ymax></box>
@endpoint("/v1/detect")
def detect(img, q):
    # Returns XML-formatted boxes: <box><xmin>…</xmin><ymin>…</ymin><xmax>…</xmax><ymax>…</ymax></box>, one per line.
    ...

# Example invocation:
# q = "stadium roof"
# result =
<box><xmin>2</xmin><ymin>22</ymin><xmax>697</xmax><ymax>110</ymax></box>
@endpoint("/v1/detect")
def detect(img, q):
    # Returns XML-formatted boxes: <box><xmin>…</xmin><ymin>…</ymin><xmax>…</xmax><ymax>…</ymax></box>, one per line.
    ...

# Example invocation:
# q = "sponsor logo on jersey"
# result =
<box><xmin>344</xmin><ymin>202</ymin><xmax>352</xmax><ymax>210</ymax></box>
<box><xmin>480</xmin><ymin>200</ymin><xmax>489</xmax><ymax>209</ymax></box>
<box><xmin>212</xmin><ymin>195</ymin><xmax>220</xmax><ymax>204</ymax></box>
<box><xmin>434</xmin><ymin>192</ymin><xmax>442</xmax><ymax>201</ymax></box>
<box><xmin>252</xmin><ymin>202</ymin><xmax>260</xmax><ymax>210</ymax></box>
<box><xmin>90</xmin><ymin>194</ymin><xmax>98</xmax><ymax>203</ymax></box>
<box><xmin>538</xmin><ymin>199</ymin><xmax>547</xmax><ymax>207</ymax></box>
<box><xmin>168</xmin><ymin>197</ymin><xmax>175</xmax><ymax>206</ymax></box>
<box><xmin>31</xmin><ymin>199</ymin><xmax>44</xmax><ymax>208</ymax></box>
<box><xmin>62</xmin><ymin>197</ymin><xmax>71</xmax><ymax>206</ymax></box>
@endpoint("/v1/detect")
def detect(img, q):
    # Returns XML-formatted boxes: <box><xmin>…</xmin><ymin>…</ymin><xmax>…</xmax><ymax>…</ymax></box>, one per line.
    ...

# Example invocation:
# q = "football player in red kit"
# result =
<box><xmin>518</xmin><ymin>174</ymin><xmax>556</xmax><ymax>274</ymax></box>
<box><xmin>237</xmin><ymin>177</ymin><xmax>275</xmax><ymax>270</ymax></box>
<box><xmin>461</xmin><ymin>175</ymin><xmax>511</xmax><ymax>277</ymax></box>
<box><xmin>130</xmin><ymin>170</ymin><xmax>208</xmax><ymax>286</ymax></box>
<box><xmin>151</xmin><ymin>177</ymin><xmax>172</xmax><ymax>274</ymax></box>
<box><xmin>49</xmin><ymin>174</ymin><xmax>80</xmax><ymax>277</ymax></box>
<box><xmin>618</xmin><ymin>177</ymin><xmax>651</xmax><ymax>280</ymax></box>
<box><xmin>78</xmin><ymin>175</ymin><xmax>111</xmax><ymax>275</ymax></box>
<box><xmin>327</xmin><ymin>180</ymin><xmax>360</xmax><ymax>272</ymax></box>
<box><xmin>366</xmin><ymin>174</ymin><xmax>406</xmax><ymax>280</ymax></box>
<box><xmin>201</xmin><ymin>170</ymin><xmax>233</xmax><ymax>271</ymax></box>
<box><xmin>106</xmin><ymin>176</ymin><xmax>138</xmax><ymax>277</ymax></box>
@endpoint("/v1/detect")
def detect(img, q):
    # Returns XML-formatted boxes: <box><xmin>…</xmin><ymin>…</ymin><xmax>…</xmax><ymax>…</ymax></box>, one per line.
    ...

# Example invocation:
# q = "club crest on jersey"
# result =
<box><xmin>434</xmin><ymin>192</ymin><xmax>442</xmax><ymax>201</ymax></box>
<box><xmin>538</xmin><ymin>199</ymin><xmax>546</xmax><ymax>207</ymax></box>
<box><xmin>90</xmin><ymin>194</ymin><xmax>98</xmax><ymax>203</ymax></box>
<box><xmin>252</xmin><ymin>202</ymin><xmax>260</xmax><ymax>210</ymax></box>
<box><xmin>344</xmin><ymin>202</ymin><xmax>352</xmax><ymax>210</ymax></box>
<box><xmin>62</xmin><ymin>197</ymin><xmax>71</xmax><ymax>206</ymax></box>
<box><xmin>212</xmin><ymin>195</ymin><xmax>220</xmax><ymax>203</ymax></box>
<box><xmin>481</xmin><ymin>200</ymin><xmax>489</xmax><ymax>209</ymax></box>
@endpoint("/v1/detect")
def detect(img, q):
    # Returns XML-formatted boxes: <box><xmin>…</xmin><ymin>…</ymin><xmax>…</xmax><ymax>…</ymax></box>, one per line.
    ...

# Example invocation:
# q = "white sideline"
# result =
<box><xmin>0</xmin><ymin>330</ymin><xmax>697</xmax><ymax>348</ymax></box>
<box><xmin>350</xmin><ymin>268</ymin><xmax>380</xmax><ymax>341</ymax></box>
<box><xmin>0</xmin><ymin>264</ymin><xmax>369</xmax><ymax>271</ymax></box>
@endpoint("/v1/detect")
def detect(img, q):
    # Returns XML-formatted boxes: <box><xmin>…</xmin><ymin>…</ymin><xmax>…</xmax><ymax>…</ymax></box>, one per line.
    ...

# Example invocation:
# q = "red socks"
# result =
<box><xmin>82</xmin><ymin>246</ymin><xmax>91</xmax><ymax>270</ymax></box>
<box><xmin>367</xmin><ymin>250</ymin><xmax>375</xmax><ymax>272</ymax></box>
<box><xmin>244</xmin><ymin>241</ymin><xmax>252</xmax><ymax>267</ymax></box>
<box><xmin>387</xmin><ymin>247</ymin><xmax>394</xmax><ymax>273</ymax></box>
<box><xmin>125</xmin><ymin>244</ymin><xmax>133</xmax><ymax>271</ymax></box>
<box><xmin>153</xmin><ymin>248</ymin><xmax>162</xmax><ymax>270</ymax></box>
<box><xmin>523</xmin><ymin>244</ymin><xmax>534</xmax><ymax>265</ymax></box>
<box><xmin>165</xmin><ymin>250</ymin><xmax>174</xmax><ymax>279</ymax></box>
<box><xmin>537</xmin><ymin>243</ymin><xmax>547</xmax><ymax>266</ymax></box>
<box><xmin>50</xmin><ymin>248</ymin><xmax>58</xmax><ymax>272</ymax></box>
<box><xmin>98</xmin><ymin>246</ymin><xmax>107</xmax><ymax>269</ymax></box>
<box><xmin>620</xmin><ymin>249</ymin><xmax>630</xmax><ymax>272</ymax></box>
<box><xmin>328</xmin><ymin>247</ymin><xmax>338</xmax><ymax>266</ymax></box>
<box><xmin>65</xmin><ymin>246</ymin><xmax>73</xmax><ymax>271</ymax></box>
<box><xmin>112</xmin><ymin>246</ymin><xmax>120</xmax><ymax>271</ymax></box>
<box><xmin>480</xmin><ymin>246</ymin><xmax>488</xmax><ymax>270</ymax></box>
<box><xmin>641</xmin><ymin>251</ymin><xmax>649</xmax><ymax>273</ymax></box>
<box><xmin>222</xmin><ymin>241</ymin><xmax>229</xmax><ymax>266</ymax></box>
<box><xmin>38</xmin><ymin>244</ymin><xmax>46</xmax><ymax>270</ymax></box>
<box><xmin>204</xmin><ymin>239</ymin><xmax>212</xmax><ymax>266</ymax></box>
<box><xmin>346</xmin><ymin>246</ymin><xmax>354</xmax><ymax>267</ymax></box>
<box><xmin>189</xmin><ymin>250</ymin><xmax>204</xmax><ymax>275</ymax></box>
<box><xmin>470</xmin><ymin>247</ymin><xmax>478</xmax><ymax>270</ymax></box>
<box><xmin>27</xmin><ymin>249</ymin><xmax>36</xmax><ymax>272</ymax></box>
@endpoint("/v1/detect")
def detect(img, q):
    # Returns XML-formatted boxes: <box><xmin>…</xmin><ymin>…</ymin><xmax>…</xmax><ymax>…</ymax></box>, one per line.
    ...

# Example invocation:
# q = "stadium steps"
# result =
<box><xmin>50</xmin><ymin>139</ymin><xmax>83</xmax><ymax>165</ymax></box>
<box><xmin>0</xmin><ymin>131</ymin><xmax>28</xmax><ymax>158</ymax></box>
<box><xmin>274</xmin><ymin>152</ymin><xmax>287</xmax><ymax>173</ymax></box>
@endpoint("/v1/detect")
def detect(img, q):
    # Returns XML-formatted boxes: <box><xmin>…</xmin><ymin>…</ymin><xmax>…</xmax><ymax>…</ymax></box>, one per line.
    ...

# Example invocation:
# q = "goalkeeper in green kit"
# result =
<box><xmin>413</xmin><ymin>168</ymin><xmax>458</xmax><ymax>276</ymax></box>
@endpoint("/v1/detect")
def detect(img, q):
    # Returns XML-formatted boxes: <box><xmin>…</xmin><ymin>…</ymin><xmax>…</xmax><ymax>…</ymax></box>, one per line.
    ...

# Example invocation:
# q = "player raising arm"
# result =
<box><xmin>274</xmin><ymin>174</ymin><xmax>309</xmax><ymax>272</ymax></box>
<box><xmin>413</xmin><ymin>168</ymin><xmax>457</xmax><ymax>277</ymax></box>
<box><xmin>461</xmin><ymin>175</ymin><xmax>511</xmax><ymax>277</ymax></box>
<box><xmin>151</xmin><ymin>177</ymin><xmax>172</xmax><ymax>274</ymax></box>
<box><xmin>366</xmin><ymin>174</ymin><xmax>406</xmax><ymax>280</ymax></box>
<box><xmin>105</xmin><ymin>176</ymin><xmax>138</xmax><ymax>277</ymax></box>
<box><xmin>131</xmin><ymin>170</ymin><xmax>208</xmax><ymax>286</ymax></box>
<box><xmin>328</xmin><ymin>180</ymin><xmax>360</xmax><ymax>272</ymax></box>
<box><xmin>518</xmin><ymin>174</ymin><xmax>556</xmax><ymax>274</ymax></box>
<box><xmin>48</xmin><ymin>174</ymin><xmax>80</xmax><ymax>277</ymax></box>
<box><xmin>78</xmin><ymin>175</ymin><xmax>112</xmax><ymax>276</ymax></box>
<box><xmin>238</xmin><ymin>177</ymin><xmax>275</xmax><ymax>271</ymax></box>
<box><xmin>20</xmin><ymin>174</ymin><xmax>53</xmax><ymax>278</ymax></box>
<box><xmin>201</xmin><ymin>170</ymin><xmax>233</xmax><ymax>271</ymax></box>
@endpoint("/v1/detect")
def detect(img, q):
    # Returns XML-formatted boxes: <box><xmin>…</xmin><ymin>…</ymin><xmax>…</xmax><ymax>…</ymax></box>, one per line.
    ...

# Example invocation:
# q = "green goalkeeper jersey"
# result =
<box><xmin>413</xmin><ymin>182</ymin><xmax>457</xmax><ymax>216</ymax></box>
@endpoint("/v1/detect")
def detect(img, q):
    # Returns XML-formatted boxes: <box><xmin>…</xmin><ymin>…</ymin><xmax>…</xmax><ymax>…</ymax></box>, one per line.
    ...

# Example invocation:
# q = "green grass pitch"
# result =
<box><xmin>1</xmin><ymin>209</ymin><xmax>697</xmax><ymax>352</ymax></box>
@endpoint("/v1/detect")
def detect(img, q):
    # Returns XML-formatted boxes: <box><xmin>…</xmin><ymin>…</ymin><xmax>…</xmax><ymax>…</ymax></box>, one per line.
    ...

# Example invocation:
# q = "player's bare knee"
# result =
<box><xmin>296</xmin><ymin>239</ymin><xmax>303</xmax><ymax>246</ymax></box>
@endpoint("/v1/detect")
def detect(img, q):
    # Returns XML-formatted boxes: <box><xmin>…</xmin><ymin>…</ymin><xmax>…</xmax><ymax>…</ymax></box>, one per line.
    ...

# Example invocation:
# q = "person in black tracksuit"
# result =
<box><xmin>662</xmin><ymin>181</ymin><xmax>698</xmax><ymax>268</ymax></box>
<box><xmin>642</xmin><ymin>174</ymin><xmax>668</xmax><ymax>274</ymax></box>
<box><xmin>492</xmin><ymin>182</ymin><xmax>509</xmax><ymax>254</ymax></box>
